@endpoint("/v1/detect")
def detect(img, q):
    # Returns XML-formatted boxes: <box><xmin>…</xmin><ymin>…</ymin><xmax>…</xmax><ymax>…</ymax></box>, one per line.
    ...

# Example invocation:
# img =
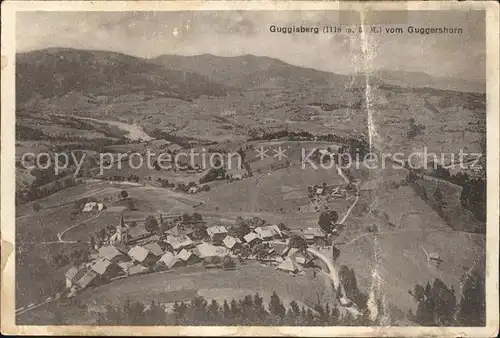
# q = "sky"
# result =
<box><xmin>16</xmin><ymin>10</ymin><xmax>485</xmax><ymax>81</ymax></box>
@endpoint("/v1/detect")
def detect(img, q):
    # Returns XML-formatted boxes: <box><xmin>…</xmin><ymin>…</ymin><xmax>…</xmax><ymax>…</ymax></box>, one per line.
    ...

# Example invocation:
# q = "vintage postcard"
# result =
<box><xmin>1</xmin><ymin>0</ymin><xmax>499</xmax><ymax>336</ymax></box>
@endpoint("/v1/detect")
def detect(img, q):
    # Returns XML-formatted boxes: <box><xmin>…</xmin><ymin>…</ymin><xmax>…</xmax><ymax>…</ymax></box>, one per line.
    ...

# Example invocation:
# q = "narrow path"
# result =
<box><xmin>57</xmin><ymin>210</ymin><xmax>106</xmax><ymax>244</ymax></box>
<box><xmin>304</xmin><ymin>164</ymin><xmax>360</xmax><ymax>314</ymax></box>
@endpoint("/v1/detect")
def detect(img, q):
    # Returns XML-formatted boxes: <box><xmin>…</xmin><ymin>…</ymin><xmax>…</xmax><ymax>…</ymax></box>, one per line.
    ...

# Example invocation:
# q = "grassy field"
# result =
<box><xmin>196</xmin><ymin>165</ymin><xmax>348</xmax><ymax>214</ymax></box>
<box><xmin>334</xmin><ymin>180</ymin><xmax>485</xmax><ymax>319</ymax></box>
<box><xmin>412</xmin><ymin>178</ymin><xmax>483</xmax><ymax>232</ymax></box>
<box><xmin>19</xmin><ymin>262</ymin><xmax>332</xmax><ymax>324</ymax></box>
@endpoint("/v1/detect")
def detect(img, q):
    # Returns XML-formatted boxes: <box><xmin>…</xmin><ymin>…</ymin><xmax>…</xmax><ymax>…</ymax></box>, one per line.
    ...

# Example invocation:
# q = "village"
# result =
<box><xmin>63</xmin><ymin>208</ymin><xmax>337</xmax><ymax>299</ymax></box>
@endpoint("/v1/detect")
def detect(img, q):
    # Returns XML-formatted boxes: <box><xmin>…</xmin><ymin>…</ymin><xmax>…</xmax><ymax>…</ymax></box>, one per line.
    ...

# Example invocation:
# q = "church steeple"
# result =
<box><xmin>112</xmin><ymin>211</ymin><xmax>128</xmax><ymax>245</ymax></box>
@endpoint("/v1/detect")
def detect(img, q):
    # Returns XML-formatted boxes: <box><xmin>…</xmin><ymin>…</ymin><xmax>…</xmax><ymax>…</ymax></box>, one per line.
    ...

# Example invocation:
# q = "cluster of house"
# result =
<box><xmin>64</xmin><ymin>213</ymin><xmax>330</xmax><ymax>296</ymax></box>
<box><xmin>310</xmin><ymin>184</ymin><xmax>347</xmax><ymax>198</ymax></box>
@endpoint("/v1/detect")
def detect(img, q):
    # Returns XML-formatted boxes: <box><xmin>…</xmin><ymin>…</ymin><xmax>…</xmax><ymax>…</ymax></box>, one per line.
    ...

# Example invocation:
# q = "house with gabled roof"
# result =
<box><xmin>156</xmin><ymin>251</ymin><xmax>179</xmax><ymax>270</ymax></box>
<box><xmin>222</xmin><ymin>235</ymin><xmax>241</xmax><ymax>250</ymax></box>
<box><xmin>303</xmin><ymin>227</ymin><xmax>326</xmax><ymax>245</ymax></box>
<box><xmin>287</xmin><ymin>248</ymin><xmax>314</xmax><ymax>266</ymax></box>
<box><xmin>206</xmin><ymin>225</ymin><xmax>228</xmax><ymax>243</ymax></box>
<box><xmin>127</xmin><ymin>245</ymin><xmax>157</xmax><ymax>266</ymax></box>
<box><xmin>267</xmin><ymin>225</ymin><xmax>284</xmax><ymax>238</ymax></box>
<box><xmin>65</xmin><ymin>266</ymin><xmax>87</xmax><ymax>289</ymax></box>
<box><xmin>165</xmin><ymin>235</ymin><xmax>194</xmax><ymax>252</ymax></box>
<box><xmin>127</xmin><ymin>225</ymin><xmax>151</xmax><ymax>243</ymax></box>
<box><xmin>98</xmin><ymin>245</ymin><xmax>129</xmax><ymax>264</ymax></box>
<box><xmin>143</xmin><ymin>242</ymin><xmax>164</xmax><ymax>257</ymax></box>
<box><xmin>276</xmin><ymin>257</ymin><xmax>301</xmax><ymax>274</ymax></box>
<box><xmin>117</xmin><ymin>261</ymin><xmax>135</xmax><ymax>275</ymax></box>
<box><xmin>194</xmin><ymin>243</ymin><xmax>230</xmax><ymax>259</ymax></box>
<box><xmin>75</xmin><ymin>270</ymin><xmax>99</xmax><ymax>290</ymax></box>
<box><xmin>254</xmin><ymin>227</ymin><xmax>273</xmax><ymax>241</ymax></box>
<box><xmin>243</xmin><ymin>232</ymin><xmax>261</xmax><ymax>246</ymax></box>
<box><xmin>128</xmin><ymin>264</ymin><xmax>149</xmax><ymax>276</ymax></box>
<box><xmin>176</xmin><ymin>249</ymin><xmax>199</xmax><ymax>265</ymax></box>
<box><xmin>90</xmin><ymin>258</ymin><xmax>123</xmax><ymax>280</ymax></box>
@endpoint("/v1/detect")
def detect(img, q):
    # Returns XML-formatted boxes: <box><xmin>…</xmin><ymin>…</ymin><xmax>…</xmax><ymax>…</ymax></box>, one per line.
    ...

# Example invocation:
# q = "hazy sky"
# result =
<box><xmin>17</xmin><ymin>10</ymin><xmax>485</xmax><ymax>81</ymax></box>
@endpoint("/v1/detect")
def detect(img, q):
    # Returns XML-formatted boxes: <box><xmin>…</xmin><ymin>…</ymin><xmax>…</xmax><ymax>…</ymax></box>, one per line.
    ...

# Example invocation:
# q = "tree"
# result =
<box><xmin>232</xmin><ymin>219</ymin><xmax>251</xmax><ymax>239</ymax></box>
<box><xmin>460</xmin><ymin>178</ymin><xmax>486</xmax><ymax>224</ymax></box>
<box><xmin>145</xmin><ymin>215</ymin><xmax>159</xmax><ymax>233</ymax></box>
<box><xmin>414</xmin><ymin>278</ymin><xmax>456</xmax><ymax>326</ymax></box>
<box><xmin>318</xmin><ymin>210</ymin><xmax>339</xmax><ymax>233</ymax></box>
<box><xmin>433</xmin><ymin>186</ymin><xmax>445</xmax><ymax>206</ymax></box>
<box><xmin>207</xmin><ymin>299</ymin><xmax>220</xmax><ymax>319</ymax></box>
<box><xmin>289</xmin><ymin>300</ymin><xmax>301</xmax><ymax>318</ymax></box>
<box><xmin>457</xmin><ymin>268</ymin><xmax>485</xmax><ymax>325</ymax></box>
<box><xmin>192</xmin><ymin>212</ymin><xmax>203</xmax><ymax>223</ymax></box>
<box><xmin>268</xmin><ymin>291</ymin><xmax>286</xmax><ymax>319</ymax></box>
<box><xmin>289</xmin><ymin>235</ymin><xmax>307</xmax><ymax>252</ymax></box>
<box><xmin>120</xmin><ymin>190</ymin><xmax>128</xmax><ymax>199</ymax></box>
<box><xmin>222</xmin><ymin>300</ymin><xmax>231</xmax><ymax>320</ymax></box>
<box><xmin>181</xmin><ymin>213</ymin><xmax>191</xmax><ymax>224</ymax></box>
<box><xmin>222</xmin><ymin>256</ymin><xmax>236</xmax><ymax>269</ymax></box>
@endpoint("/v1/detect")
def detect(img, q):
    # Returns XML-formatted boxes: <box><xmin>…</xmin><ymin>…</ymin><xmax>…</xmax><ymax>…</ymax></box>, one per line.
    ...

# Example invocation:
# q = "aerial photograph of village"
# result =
<box><xmin>13</xmin><ymin>10</ymin><xmax>487</xmax><ymax>326</ymax></box>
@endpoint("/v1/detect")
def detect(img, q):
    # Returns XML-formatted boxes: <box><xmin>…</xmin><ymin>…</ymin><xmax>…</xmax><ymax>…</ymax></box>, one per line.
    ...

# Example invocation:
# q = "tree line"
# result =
<box><xmin>408</xmin><ymin>268</ymin><xmax>485</xmax><ymax>326</ymax></box>
<box><xmin>96</xmin><ymin>291</ymin><xmax>371</xmax><ymax>326</ymax></box>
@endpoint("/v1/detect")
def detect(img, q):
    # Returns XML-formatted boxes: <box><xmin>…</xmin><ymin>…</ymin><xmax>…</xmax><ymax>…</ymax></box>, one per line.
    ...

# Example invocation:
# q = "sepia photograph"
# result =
<box><xmin>1</xmin><ymin>1</ymin><xmax>499</xmax><ymax>336</ymax></box>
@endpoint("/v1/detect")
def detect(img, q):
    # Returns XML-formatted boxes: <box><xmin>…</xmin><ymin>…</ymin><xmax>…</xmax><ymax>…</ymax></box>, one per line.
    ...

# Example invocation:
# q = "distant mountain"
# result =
<box><xmin>151</xmin><ymin>54</ymin><xmax>360</xmax><ymax>89</ymax></box>
<box><xmin>373</xmin><ymin>69</ymin><xmax>485</xmax><ymax>93</ymax></box>
<box><xmin>16</xmin><ymin>48</ymin><xmax>227</xmax><ymax>106</ymax></box>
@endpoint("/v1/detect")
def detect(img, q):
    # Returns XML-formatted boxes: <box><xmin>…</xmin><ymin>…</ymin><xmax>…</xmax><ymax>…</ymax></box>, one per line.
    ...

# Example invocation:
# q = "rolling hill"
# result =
<box><xmin>151</xmin><ymin>53</ymin><xmax>363</xmax><ymax>89</ymax></box>
<box><xmin>373</xmin><ymin>69</ymin><xmax>485</xmax><ymax>93</ymax></box>
<box><xmin>16</xmin><ymin>48</ymin><xmax>228</xmax><ymax>106</ymax></box>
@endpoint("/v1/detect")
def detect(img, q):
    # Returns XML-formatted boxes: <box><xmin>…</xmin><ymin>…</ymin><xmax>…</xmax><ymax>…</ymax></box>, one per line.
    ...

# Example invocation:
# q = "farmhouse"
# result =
<box><xmin>98</xmin><ymin>245</ymin><xmax>129</xmax><ymax>264</ymax></box>
<box><xmin>276</xmin><ymin>257</ymin><xmax>300</xmax><ymax>274</ymax></box>
<box><xmin>165</xmin><ymin>235</ymin><xmax>194</xmax><ymax>251</ymax></box>
<box><xmin>176</xmin><ymin>249</ymin><xmax>199</xmax><ymax>265</ymax></box>
<box><xmin>128</xmin><ymin>264</ymin><xmax>149</xmax><ymax>276</ymax></box>
<box><xmin>128</xmin><ymin>245</ymin><xmax>157</xmax><ymax>266</ymax></box>
<box><xmin>255</xmin><ymin>225</ymin><xmax>283</xmax><ymax>240</ymax></box>
<box><xmin>194</xmin><ymin>243</ymin><xmax>230</xmax><ymax>259</ymax></box>
<box><xmin>75</xmin><ymin>270</ymin><xmax>99</xmax><ymax>290</ymax></box>
<box><xmin>428</xmin><ymin>253</ymin><xmax>441</xmax><ymax>261</ymax></box>
<box><xmin>303</xmin><ymin>227</ymin><xmax>326</xmax><ymax>244</ymax></box>
<box><xmin>222</xmin><ymin>235</ymin><xmax>241</xmax><ymax>250</ymax></box>
<box><xmin>82</xmin><ymin>202</ymin><xmax>105</xmax><ymax>213</ymax></box>
<box><xmin>287</xmin><ymin>248</ymin><xmax>314</xmax><ymax>266</ymax></box>
<box><xmin>117</xmin><ymin>261</ymin><xmax>134</xmax><ymax>274</ymax></box>
<box><xmin>188</xmin><ymin>186</ymin><xmax>200</xmax><ymax>194</ymax></box>
<box><xmin>166</xmin><ymin>144</ymin><xmax>183</xmax><ymax>153</ymax></box>
<box><xmin>90</xmin><ymin>259</ymin><xmax>123</xmax><ymax>280</ymax></box>
<box><xmin>244</xmin><ymin>232</ymin><xmax>262</xmax><ymax>246</ymax></box>
<box><xmin>269</xmin><ymin>242</ymin><xmax>289</xmax><ymax>257</ymax></box>
<box><xmin>156</xmin><ymin>251</ymin><xmax>178</xmax><ymax>270</ymax></box>
<box><xmin>255</xmin><ymin>227</ymin><xmax>273</xmax><ymax>241</ymax></box>
<box><xmin>127</xmin><ymin>224</ymin><xmax>150</xmax><ymax>243</ymax></box>
<box><xmin>207</xmin><ymin>225</ymin><xmax>228</xmax><ymax>243</ymax></box>
<box><xmin>143</xmin><ymin>242</ymin><xmax>164</xmax><ymax>257</ymax></box>
<box><xmin>65</xmin><ymin>266</ymin><xmax>87</xmax><ymax>289</ymax></box>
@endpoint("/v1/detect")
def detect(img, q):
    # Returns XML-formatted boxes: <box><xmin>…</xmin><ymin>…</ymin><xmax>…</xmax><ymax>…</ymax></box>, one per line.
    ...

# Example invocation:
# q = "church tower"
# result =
<box><xmin>114</xmin><ymin>212</ymin><xmax>128</xmax><ymax>245</ymax></box>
